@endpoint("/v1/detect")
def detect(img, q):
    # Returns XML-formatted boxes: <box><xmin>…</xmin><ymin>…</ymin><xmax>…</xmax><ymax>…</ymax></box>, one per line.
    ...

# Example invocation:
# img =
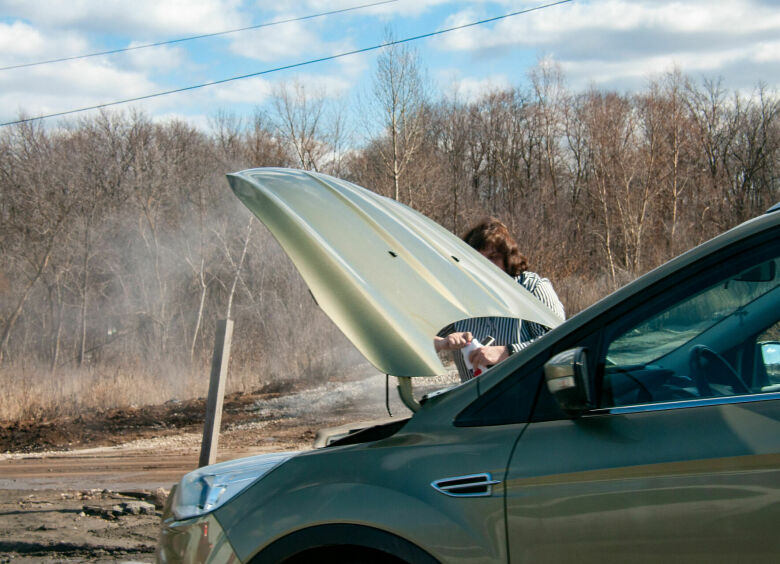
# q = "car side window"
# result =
<box><xmin>600</xmin><ymin>252</ymin><xmax>780</xmax><ymax>408</ymax></box>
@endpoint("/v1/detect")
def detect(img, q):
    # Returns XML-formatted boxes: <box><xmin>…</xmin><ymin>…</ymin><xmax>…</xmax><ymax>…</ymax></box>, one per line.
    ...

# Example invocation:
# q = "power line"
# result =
<box><xmin>1</xmin><ymin>0</ymin><xmax>573</xmax><ymax>127</ymax></box>
<box><xmin>0</xmin><ymin>0</ymin><xmax>398</xmax><ymax>72</ymax></box>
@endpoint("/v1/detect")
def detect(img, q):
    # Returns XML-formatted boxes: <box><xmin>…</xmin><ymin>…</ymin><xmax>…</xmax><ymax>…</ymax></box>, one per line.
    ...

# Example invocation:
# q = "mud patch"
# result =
<box><xmin>0</xmin><ymin>489</ymin><xmax>159</xmax><ymax>563</ymax></box>
<box><xmin>0</xmin><ymin>387</ymin><xmax>291</xmax><ymax>454</ymax></box>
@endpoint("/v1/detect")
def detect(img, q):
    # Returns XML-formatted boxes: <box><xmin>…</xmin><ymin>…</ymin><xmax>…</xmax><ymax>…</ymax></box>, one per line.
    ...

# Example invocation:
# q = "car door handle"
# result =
<box><xmin>431</xmin><ymin>473</ymin><xmax>501</xmax><ymax>497</ymax></box>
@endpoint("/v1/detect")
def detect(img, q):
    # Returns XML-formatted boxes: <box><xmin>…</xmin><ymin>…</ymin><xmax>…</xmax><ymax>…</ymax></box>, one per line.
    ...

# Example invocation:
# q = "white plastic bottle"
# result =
<box><xmin>461</xmin><ymin>338</ymin><xmax>485</xmax><ymax>378</ymax></box>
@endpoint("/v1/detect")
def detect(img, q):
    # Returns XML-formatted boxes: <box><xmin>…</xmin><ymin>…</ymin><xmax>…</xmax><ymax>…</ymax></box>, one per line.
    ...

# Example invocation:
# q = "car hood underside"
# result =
<box><xmin>228</xmin><ymin>168</ymin><xmax>562</xmax><ymax>377</ymax></box>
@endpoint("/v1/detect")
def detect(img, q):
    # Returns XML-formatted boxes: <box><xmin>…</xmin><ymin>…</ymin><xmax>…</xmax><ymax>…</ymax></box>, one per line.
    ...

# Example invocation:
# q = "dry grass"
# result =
<box><xmin>0</xmin><ymin>364</ymin><xmax>206</xmax><ymax>422</ymax></box>
<box><xmin>555</xmin><ymin>275</ymin><xmax>618</xmax><ymax>317</ymax></box>
<box><xmin>0</xmin><ymin>340</ymin><xmax>372</xmax><ymax>423</ymax></box>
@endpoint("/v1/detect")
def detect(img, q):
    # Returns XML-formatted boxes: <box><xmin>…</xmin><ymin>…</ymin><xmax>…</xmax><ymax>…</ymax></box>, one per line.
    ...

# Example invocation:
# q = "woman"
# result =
<box><xmin>434</xmin><ymin>217</ymin><xmax>565</xmax><ymax>381</ymax></box>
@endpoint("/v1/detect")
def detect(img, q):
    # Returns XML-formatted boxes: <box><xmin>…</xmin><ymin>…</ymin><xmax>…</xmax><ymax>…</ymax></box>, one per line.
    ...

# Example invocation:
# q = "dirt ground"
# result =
<box><xmin>0</xmin><ymin>371</ymin><xmax>430</xmax><ymax>562</ymax></box>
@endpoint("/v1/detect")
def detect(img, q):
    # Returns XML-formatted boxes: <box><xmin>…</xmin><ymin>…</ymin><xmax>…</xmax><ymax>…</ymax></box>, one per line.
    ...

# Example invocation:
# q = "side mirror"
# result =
<box><xmin>761</xmin><ymin>341</ymin><xmax>780</xmax><ymax>366</ymax></box>
<box><xmin>761</xmin><ymin>342</ymin><xmax>780</xmax><ymax>385</ymax></box>
<box><xmin>544</xmin><ymin>347</ymin><xmax>594</xmax><ymax>415</ymax></box>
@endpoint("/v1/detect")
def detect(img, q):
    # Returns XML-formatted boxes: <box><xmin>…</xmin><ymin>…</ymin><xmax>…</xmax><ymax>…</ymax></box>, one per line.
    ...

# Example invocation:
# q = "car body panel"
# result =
<box><xmin>506</xmin><ymin>399</ymin><xmax>780</xmax><ymax>562</ymax></box>
<box><xmin>227</xmin><ymin>168</ymin><xmax>562</xmax><ymax>377</ymax></box>
<box><xmin>215</xmin><ymin>421</ymin><xmax>529</xmax><ymax>564</ymax></box>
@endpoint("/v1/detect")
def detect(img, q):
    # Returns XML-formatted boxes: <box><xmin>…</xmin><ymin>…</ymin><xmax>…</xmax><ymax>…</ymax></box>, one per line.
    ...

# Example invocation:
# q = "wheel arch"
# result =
<box><xmin>248</xmin><ymin>523</ymin><xmax>440</xmax><ymax>564</ymax></box>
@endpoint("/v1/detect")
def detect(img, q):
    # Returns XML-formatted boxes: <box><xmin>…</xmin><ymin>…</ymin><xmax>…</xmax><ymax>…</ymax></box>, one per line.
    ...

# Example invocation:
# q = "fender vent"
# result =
<box><xmin>431</xmin><ymin>473</ymin><xmax>501</xmax><ymax>497</ymax></box>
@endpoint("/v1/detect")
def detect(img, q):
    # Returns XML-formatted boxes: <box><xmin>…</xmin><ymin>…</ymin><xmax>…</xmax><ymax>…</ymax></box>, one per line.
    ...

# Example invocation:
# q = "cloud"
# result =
<box><xmin>437</xmin><ymin>0</ymin><xmax>780</xmax><ymax>51</ymax></box>
<box><xmin>152</xmin><ymin>111</ymin><xmax>213</xmax><ymax>131</ymax></box>
<box><xmin>0</xmin><ymin>58</ymin><xmax>159</xmax><ymax>123</ymax></box>
<box><xmin>124</xmin><ymin>43</ymin><xmax>189</xmax><ymax>72</ymax></box>
<box><xmin>0</xmin><ymin>6</ymin><xmax>222</xmax><ymax>125</ymax></box>
<box><xmin>0</xmin><ymin>0</ymin><xmax>245</xmax><ymax>36</ymax></box>
<box><xmin>434</xmin><ymin>0</ymin><xmax>780</xmax><ymax>90</ymax></box>
<box><xmin>226</xmin><ymin>17</ymin><xmax>354</xmax><ymax>63</ymax></box>
<box><xmin>265</xmin><ymin>0</ymin><xmax>453</xmax><ymax>18</ymax></box>
<box><xmin>0</xmin><ymin>21</ymin><xmax>89</xmax><ymax>66</ymax></box>
<box><xmin>211</xmin><ymin>77</ymin><xmax>274</xmax><ymax>104</ymax></box>
<box><xmin>558</xmin><ymin>41</ymin><xmax>780</xmax><ymax>93</ymax></box>
<box><xmin>286</xmin><ymin>73</ymin><xmax>354</xmax><ymax>98</ymax></box>
<box><xmin>334</xmin><ymin>51</ymin><xmax>371</xmax><ymax>79</ymax></box>
<box><xmin>0</xmin><ymin>17</ymin><xmax>179</xmax><ymax>124</ymax></box>
<box><xmin>437</xmin><ymin>70</ymin><xmax>511</xmax><ymax>102</ymax></box>
<box><xmin>754</xmin><ymin>40</ymin><xmax>780</xmax><ymax>64</ymax></box>
<box><xmin>4</xmin><ymin>0</ymin><xmax>776</xmax><ymax>130</ymax></box>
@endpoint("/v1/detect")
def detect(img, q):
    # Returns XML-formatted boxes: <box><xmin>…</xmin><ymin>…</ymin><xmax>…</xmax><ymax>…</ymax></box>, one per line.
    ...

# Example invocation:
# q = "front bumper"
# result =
<box><xmin>157</xmin><ymin>487</ymin><xmax>238</xmax><ymax>564</ymax></box>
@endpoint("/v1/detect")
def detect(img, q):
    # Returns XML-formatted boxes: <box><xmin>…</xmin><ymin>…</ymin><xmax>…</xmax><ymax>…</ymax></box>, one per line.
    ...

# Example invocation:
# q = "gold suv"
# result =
<box><xmin>158</xmin><ymin>170</ymin><xmax>780</xmax><ymax>563</ymax></box>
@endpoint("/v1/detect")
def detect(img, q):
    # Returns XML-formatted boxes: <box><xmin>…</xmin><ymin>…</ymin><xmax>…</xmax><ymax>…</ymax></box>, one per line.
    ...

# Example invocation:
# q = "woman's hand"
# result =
<box><xmin>434</xmin><ymin>331</ymin><xmax>473</xmax><ymax>352</ymax></box>
<box><xmin>469</xmin><ymin>345</ymin><xmax>508</xmax><ymax>368</ymax></box>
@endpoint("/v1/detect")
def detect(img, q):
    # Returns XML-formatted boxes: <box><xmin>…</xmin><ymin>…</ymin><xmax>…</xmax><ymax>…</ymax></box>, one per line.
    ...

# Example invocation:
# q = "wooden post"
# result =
<box><xmin>198</xmin><ymin>318</ymin><xmax>234</xmax><ymax>468</ymax></box>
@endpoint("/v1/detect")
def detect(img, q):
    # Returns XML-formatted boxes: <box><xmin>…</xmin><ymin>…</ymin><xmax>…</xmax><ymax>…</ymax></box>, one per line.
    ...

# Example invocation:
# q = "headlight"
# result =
<box><xmin>173</xmin><ymin>451</ymin><xmax>298</xmax><ymax>520</ymax></box>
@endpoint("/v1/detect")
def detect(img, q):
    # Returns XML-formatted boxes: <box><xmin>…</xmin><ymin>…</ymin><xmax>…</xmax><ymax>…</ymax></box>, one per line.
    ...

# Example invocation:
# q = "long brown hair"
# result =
<box><xmin>462</xmin><ymin>217</ymin><xmax>528</xmax><ymax>277</ymax></box>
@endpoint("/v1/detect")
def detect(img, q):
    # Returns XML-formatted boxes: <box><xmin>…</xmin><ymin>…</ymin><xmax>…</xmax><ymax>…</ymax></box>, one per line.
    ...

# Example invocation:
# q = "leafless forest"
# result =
<box><xmin>1</xmin><ymin>50</ymin><xmax>779</xmax><ymax>421</ymax></box>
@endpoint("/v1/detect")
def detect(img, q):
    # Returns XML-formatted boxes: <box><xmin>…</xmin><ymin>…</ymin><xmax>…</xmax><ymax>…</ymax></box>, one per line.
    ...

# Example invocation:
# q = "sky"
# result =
<box><xmin>1</xmin><ymin>0</ymin><xmax>779</xmax><ymax>130</ymax></box>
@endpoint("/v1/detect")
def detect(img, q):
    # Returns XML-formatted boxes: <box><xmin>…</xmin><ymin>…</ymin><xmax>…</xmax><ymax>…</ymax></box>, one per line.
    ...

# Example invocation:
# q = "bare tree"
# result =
<box><xmin>243</xmin><ymin>109</ymin><xmax>291</xmax><ymax>168</ymax></box>
<box><xmin>368</xmin><ymin>32</ymin><xmax>429</xmax><ymax>203</ymax></box>
<box><xmin>728</xmin><ymin>85</ymin><xmax>780</xmax><ymax>219</ymax></box>
<box><xmin>0</xmin><ymin>120</ymin><xmax>73</xmax><ymax>366</ymax></box>
<box><xmin>685</xmin><ymin>77</ymin><xmax>735</xmax><ymax>229</ymax></box>
<box><xmin>212</xmin><ymin>110</ymin><xmax>242</xmax><ymax>156</ymax></box>
<box><xmin>322</xmin><ymin>98</ymin><xmax>353</xmax><ymax>177</ymax></box>
<box><xmin>648</xmin><ymin>70</ymin><xmax>694</xmax><ymax>248</ymax></box>
<box><xmin>271</xmin><ymin>80</ymin><xmax>329</xmax><ymax>172</ymax></box>
<box><xmin>529</xmin><ymin>59</ymin><xmax>567</xmax><ymax>203</ymax></box>
<box><xmin>432</xmin><ymin>94</ymin><xmax>470</xmax><ymax>232</ymax></box>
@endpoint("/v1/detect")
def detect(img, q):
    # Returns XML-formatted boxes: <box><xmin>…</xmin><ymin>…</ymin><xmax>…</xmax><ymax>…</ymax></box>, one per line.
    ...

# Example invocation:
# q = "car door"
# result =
<box><xmin>504</xmin><ymin>237</ymin><xmax>780</xmax><ymax>563</ymax></box>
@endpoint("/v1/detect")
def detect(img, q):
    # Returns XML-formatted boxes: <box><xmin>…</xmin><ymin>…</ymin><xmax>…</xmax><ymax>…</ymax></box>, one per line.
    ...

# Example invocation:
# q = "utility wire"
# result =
<box><xmin>1</xmin><ymin>0</ymin><xmax>573</xmax><ymax>127</ymax></box>
<box><xmin>0</xmin><ymin>0</ymin><xmax>398</xmax><ymax>72</ymax></box>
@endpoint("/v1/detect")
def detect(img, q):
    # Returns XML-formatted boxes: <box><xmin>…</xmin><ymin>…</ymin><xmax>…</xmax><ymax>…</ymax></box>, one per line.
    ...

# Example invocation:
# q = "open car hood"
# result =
<box><xmin>228</xmin><ymin>168</ymin><xmax>562</xmax><ymax>377</ymax></box>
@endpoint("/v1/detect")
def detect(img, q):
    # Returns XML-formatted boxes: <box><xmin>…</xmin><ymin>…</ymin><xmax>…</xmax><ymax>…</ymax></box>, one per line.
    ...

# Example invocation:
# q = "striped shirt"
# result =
<box><xmin>439</xmin><ymin>271</ymin><xmax>565</xmax><ymax>382</ymax></box>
